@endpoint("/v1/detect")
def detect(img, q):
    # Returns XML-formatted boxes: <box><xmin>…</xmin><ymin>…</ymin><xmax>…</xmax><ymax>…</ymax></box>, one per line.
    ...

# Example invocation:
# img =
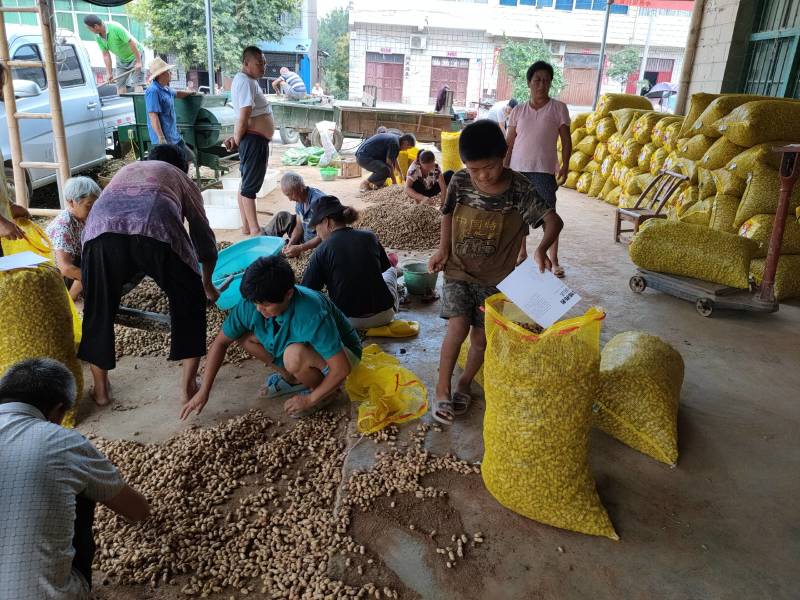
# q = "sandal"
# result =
<box><xmin>452</xmin><ymin>391</ymin><xmax>472</xmax><ymax>416</ymax></box>
<box><xmin>432</xmin><ymin>396</ymin><xmax>455</xmax><ymax>425</ymax></box>
<box><xmin>553</xmin><ymin>265</ymin><xmax>565</xmax><ymax>279</ymax></box>
<box><xmin>261</xmin><ymin>373</ymin><xmax>309</xmax><ymax>399</ymax></box>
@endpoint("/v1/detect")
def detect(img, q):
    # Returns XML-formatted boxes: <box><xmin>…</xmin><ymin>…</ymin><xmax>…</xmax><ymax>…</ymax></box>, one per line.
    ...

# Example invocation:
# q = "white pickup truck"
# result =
<box><xmin>1</xmin><ymin>25</ymin><xmax>135</xmax><ymax>195</ymax></box>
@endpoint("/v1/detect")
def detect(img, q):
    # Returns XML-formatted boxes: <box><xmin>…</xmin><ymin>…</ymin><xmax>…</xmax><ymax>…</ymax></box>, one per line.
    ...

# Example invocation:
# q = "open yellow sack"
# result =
<box><xmin>595</xmin><ymin>332</ymin><xmax>684</xmax><ymax>466</ymax></box>
<box><xmin>0</xmin><ymin>264</ymin><xmax>83</xmax><ymax>428</ymax></box>
<box><xmin>738</xmin><ymin>214</ymin><xmax>800</xmax><ymax>258</ymax></box>
<box><xmin>345</xmin><ymin>344</ymin><xmax>428</xmax><ymax>434</ymax></box>
<box><xmin>750</xmin><ymin>255</ymin><xmax>800</xmax><ymax>300</ymax></box>
<box><xmin>709</xmin><ymin>193</ymin><xmax>741</xmax><ymax>233</ymax></box>
<box><xmin>629</xmin><ymin>219</ymin><xmax>758</xmax><ymax>289</ymax></box>
<box><xmin>482</xmin><ymin>296</ymin><xmax>617</xmax><ymax>539</ymax></box>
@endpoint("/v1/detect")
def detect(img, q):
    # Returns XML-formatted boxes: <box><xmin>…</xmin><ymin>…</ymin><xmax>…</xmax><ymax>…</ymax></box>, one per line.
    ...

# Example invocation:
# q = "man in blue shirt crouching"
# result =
<box><xmin>180</xmin><ymin>255</ymin><xmax>361</xmax><ymax>420</ymax></box>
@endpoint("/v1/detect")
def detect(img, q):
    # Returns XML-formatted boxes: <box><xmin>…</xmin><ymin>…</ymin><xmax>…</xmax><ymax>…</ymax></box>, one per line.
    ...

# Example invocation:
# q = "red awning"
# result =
<box><xmin>614</xmin><ymin>0</ymin><xmax>695</xmax><ymax>10</ymax></box>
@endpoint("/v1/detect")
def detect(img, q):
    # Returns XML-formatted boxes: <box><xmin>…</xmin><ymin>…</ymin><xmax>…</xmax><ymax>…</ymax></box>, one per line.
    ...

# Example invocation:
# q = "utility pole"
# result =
<box><xmin>593</xmin><ymin>0</ymin><xmax>614</xmax><ymax>108</ymax></box>
<box><xmin>204</xmin><ymin>0</ymin><xmax>214</xmax><ymax>89</ymax></box>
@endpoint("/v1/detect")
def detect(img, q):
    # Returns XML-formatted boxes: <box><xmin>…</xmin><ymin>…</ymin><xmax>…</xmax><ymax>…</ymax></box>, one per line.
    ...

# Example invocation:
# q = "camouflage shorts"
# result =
<box><xmin>440</xmin><ymin>278</ymin><xmax>499</xmax><ymax>327</ymax></box>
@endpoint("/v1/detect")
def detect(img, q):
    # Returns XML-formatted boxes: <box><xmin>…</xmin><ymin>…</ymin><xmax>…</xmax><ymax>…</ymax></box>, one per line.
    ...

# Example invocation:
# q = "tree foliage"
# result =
<box><xmin>608</xmin><ymin>46</ymin><xmax>642</xmax><ymax>84</ymax></box>
<box><xmin>318</xmin><ymin>8</ymin><xmax>349</xmax><ymax>99</ymax></box>
<box><xmin>498</xmin><ymin>38</ymin><xmax>565</xmax><ymax>100</ymax></box>
<box><xmin>128</xmin><ymin>0</ymin><xmax>299</xmax><ymax>73</ymax></box>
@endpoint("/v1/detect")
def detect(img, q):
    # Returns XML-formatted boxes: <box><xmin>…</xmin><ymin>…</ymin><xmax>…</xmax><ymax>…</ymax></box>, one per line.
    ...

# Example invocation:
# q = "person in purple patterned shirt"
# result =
<box><xmin>78</xmin><ymin>144</ymin><xmax>220</xmax><ymax>408</ymax></box>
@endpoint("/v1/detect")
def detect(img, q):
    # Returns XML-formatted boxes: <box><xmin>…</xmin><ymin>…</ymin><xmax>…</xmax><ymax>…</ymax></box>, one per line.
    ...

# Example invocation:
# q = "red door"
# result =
<box><xmin>429</xmin><ymin>57</ymin><xmax>470</xmax><ymax>104</ymax></box>
<box><xmin>365</xmin><ymin>52</ymin><xmax>404</xmax><ymax>103</ymax></box>
<box><xmin>496</xmin><ymin>53</ymin><xmax>514</xmax><ymax>100</ymax></box>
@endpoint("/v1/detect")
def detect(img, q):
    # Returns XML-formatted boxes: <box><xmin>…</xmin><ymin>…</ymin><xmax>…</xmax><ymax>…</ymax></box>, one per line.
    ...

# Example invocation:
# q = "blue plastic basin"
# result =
<box><xmin>212</xmin><ymin>236</ymin><xmax>285</xmax><ymax>310</ymax></box>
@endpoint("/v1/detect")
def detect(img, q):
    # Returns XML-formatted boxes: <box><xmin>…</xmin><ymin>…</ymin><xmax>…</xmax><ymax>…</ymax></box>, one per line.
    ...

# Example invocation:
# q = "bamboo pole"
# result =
<box><xmin>37</xmin><ymin>0</ymin><xmax>70</xmax><ymax>194</ymax></box>
<box><xmin>0</xmin><ymin>0</ymin><xmax>30</xmax><ymax>208</ymax></box>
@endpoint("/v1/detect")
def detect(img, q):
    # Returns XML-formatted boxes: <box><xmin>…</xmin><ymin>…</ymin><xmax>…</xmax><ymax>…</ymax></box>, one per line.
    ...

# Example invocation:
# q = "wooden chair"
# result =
<box><xmin>614</xmin><ymin>169</ymin><xmax>690</xmax><ymax>243</ymax></box>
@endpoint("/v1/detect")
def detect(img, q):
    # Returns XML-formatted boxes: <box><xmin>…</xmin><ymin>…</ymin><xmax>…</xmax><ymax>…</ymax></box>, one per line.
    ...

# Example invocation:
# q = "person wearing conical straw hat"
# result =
<box><xmin>145</xmin><ymin>57</ymin><xmax>198</xmax><ymax>164</ymax></box>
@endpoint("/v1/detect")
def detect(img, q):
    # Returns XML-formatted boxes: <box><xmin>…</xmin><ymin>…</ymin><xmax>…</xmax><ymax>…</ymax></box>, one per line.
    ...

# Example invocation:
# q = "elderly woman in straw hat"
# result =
<box><xmin>145</xmin><ymin>56</ymin><xmax>198</xmax><ymax>163</ymax></box>
<box><xmin>45</xmin><ymin>176</ymin><xmax>102</xmax><ymax>301</ymax></box>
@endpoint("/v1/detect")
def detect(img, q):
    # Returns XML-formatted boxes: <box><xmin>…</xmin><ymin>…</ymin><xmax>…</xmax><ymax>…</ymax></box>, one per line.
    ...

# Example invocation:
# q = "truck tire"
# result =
<box><xmin>279</xmin><ymin>127</ymin><xmax>300</xmax><ymax>145</ymax></box>
<box><xmin>311</xmin><ymin>128</ymin><xmax>343</xmax><ymax>152</ymax></box>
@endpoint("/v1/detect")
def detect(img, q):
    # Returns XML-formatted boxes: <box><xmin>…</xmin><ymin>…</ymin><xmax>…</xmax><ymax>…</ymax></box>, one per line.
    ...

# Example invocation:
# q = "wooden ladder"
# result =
<box><xmin>0</xmin><ymin>0</ymin><xmax>70</xmax><ymax>216</ymax></box>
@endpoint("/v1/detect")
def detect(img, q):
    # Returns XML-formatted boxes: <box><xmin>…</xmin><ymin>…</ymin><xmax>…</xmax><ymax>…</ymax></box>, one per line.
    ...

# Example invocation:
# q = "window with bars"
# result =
<box><xmin>741</xmin><ymin>0</ymin><xmax>800</xmax><ymax>98</ymax></box>
<box><xmin>553</xmin><ymin>0</ymin><xmax>627</xmax><ymax>13</ymax></box>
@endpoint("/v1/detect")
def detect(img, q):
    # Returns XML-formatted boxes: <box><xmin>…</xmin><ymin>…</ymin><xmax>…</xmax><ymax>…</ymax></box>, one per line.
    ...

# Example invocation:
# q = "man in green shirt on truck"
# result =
<box><xmin>83</xmin><ymin>15</ymin><xmax>144</xmax><ymax>94</ymax></box>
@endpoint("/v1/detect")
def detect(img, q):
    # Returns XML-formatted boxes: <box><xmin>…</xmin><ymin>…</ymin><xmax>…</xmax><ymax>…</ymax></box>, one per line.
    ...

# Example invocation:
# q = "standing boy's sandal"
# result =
<box><xmin>261</xmin><ymin>373</ymin><xmax>309</xmax><ymax>398</ymax></box>
<box><xmin>288</xmin><ymin>390</ymin><xmax>340</xmax><ymax>419</ymax></box>
<box><xmin>432</xmin><ymin>396</ymin><xmax>455</xmax><ymax>425</ymax></box>
<box><xmin>452</xmin><ymin>391</ymin><xmax>472</xmax><ymax>416</ymax></box>
<box><xmin>553</xmin><ymin>265</ymin><xmax>565</xmax><ymax>278</ymax></box>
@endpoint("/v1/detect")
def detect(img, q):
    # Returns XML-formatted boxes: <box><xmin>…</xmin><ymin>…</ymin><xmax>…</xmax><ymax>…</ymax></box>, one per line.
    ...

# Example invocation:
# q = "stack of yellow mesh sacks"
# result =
<box><xmin>562</xmin><ymin>93</ymin><xmax>653</xmax><ymax>199</ymax></box>
<box><xmin>631</xmin><ymin>93</ymin><xmax>800</xmax><ymax>299</ymax></box>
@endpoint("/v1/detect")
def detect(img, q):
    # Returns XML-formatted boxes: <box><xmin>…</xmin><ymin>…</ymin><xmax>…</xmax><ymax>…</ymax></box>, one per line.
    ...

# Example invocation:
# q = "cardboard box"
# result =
<box><xmin>341</xmin><ymin>160</ymin><xmax>361</xmax><ymax>179</ymax></box>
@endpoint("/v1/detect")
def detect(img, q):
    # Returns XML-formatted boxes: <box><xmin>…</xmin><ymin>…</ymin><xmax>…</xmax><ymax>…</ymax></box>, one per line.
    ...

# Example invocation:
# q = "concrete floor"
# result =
<box><xmin>78</xmin><ymin>146</ymin><xmax>800</xmax><ymax>599</ymax></box>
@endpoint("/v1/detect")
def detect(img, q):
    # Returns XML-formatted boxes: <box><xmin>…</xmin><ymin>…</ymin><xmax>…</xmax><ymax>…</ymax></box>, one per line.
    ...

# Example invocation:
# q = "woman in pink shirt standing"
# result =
<box><xmin>505</xmin><ymin>61</ymin><xmax>572</xmax><ymax>277</ymax></box>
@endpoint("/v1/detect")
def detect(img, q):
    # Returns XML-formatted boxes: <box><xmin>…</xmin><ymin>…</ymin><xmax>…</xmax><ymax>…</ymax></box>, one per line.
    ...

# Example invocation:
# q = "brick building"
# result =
<box><xmin>347</xmin><ymin>0</ymin><xmax>692</xmax><ymax>108</ymax></box>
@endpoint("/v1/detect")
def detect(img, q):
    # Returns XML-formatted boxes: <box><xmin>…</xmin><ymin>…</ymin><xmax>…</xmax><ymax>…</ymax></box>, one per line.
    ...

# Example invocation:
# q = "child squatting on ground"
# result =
<box><xmin>180</xmin><ymin>255</ymin><xmax>362</xmax><ymax>420</ymax></box>
<box><xmin>428</xmin><ymin>120</ymin><xmax>563</xmax><ymax>424</ymax></box>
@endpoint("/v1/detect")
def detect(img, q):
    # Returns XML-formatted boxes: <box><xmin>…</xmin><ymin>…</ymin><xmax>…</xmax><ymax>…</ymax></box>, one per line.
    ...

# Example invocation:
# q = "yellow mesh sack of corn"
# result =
<box><xmin>690</xmin><ymin>95</ymin><xmax>771</xmax><ymax>138</ymax></box>
<box><xmin>585</xmin><ymin>111</ymin><xmax>600</xmax><ymax>134</ymax></box>
<box><xmin>734</xmin><ymin>166</ymin><xmax>800</xmax><ymax>228</ymax></box>
<box><xmin>0</xmin><ymin>264</ymin><xmax>84</xmax><ymax>428</ymax></box>
<box><xmin>482</xmin><ymin>296</ymin><xmax>617</xmax><ymax>539</ymax></box>
<box><xmin>637</xmin><ymin>143</ymin><xmax>656</xmax><ymax>171</ymax></box>
<box><xmin>663</xmin><ymin>150</ymin><xmax>679</xmax><ymax>172</ymax></box>
<box><xmin>663</xmin><ymin>122</ymin><xmax>684</xmax><ymax>153</ymax></box>
<box><xmin>569</xmin><ymin>151</ymin><xmax>591</xmax><ymax>172</ymax></box>
<box><xmin>738</xmin><ymin>214</ymin><xmax>800</xmax><ymax>258</ymax></box>
<box><xmin>623</xmin><ymin>172</ymin><xmax>652</xmax><ymax>196</ymax></box>
<box><xmin>576</xmin><ymin>172</ymin><xmax>592</xmax><ymax>193</ymax></box>
<box><xmin>632</xmin><ymin>112</ymin><xmax>663</xmax><ymax>144</ymax></box>
<box><xmin>674</xmin><ymin>186</ymin><xmax>700</xmax><ymax>216</ymax></box>
<box><xmin>678</xmin><ymin>92</ymin><xmax>719</xmax><ymax>138</ymax></box>
<box><xmin>571</xmin><ymin>112</ymin><xmax>590</xmax><ymax>132</ymax></box>
<box><xmin>441</xmin><ymin>131</ymin><xmax>463</xmax><ymax>173</ymax></box>
<box><xmin>652</xmin><ymin>116</ymin><xmax>684</xmax><ymax>148</ymax></box>
<box><xmin>595</xmin><ymin>117</ymin><xmax>616</xmax><ymax>142</ymax></box>
<box><xmin>606</xmin><ymin>185</ymin><xmax>622</xmax><ymax>206</ymax></box>
<box><xmin>678</xmin><ymin>134</ymin><xmax>716</xmax><ymax>161</ymax></box>
<box><xmin>629</xmin><ymin>219</ymin><xmax>758</xmax><ymax>288</ymax></box>
<box><xmin>576</xmin><ymin>135</ymin><xmax>598</xmax><ymax>156</ymax></box>
<box><xmin>697</xmin><ymin>167</ymin><xmax>717</xmax><ymax>200</ymax></box>
<box><xmin>571</xmin><ymin>127</ymin><xmax>588</xmax><ymax>147</ymax></box>
<box><xmin>618</xmin><ymin>192</ymin><xmax>641</xmax><ymax>209</ymax></box>
<box><xmin>610</xmin><ymin>108</ymin><xmax>644</xmax><ymax>136</ymax></box>
<box><xmin>678</xmin><ymin>199</ymin><xmax>712</xmax><ymax>226</ymax></box>
<box><xmin>714</xmin><ymin>99</ymin><xmax>800</xmax><ymax>147</ymax></box>
<box><xmin>709</xmin><ymin>193</ymin><xmax>741</xmax><ymax>233</ymax></box>
<box><xmin>584</xmin><ymin>159</ymin><xmax>600</xmax><ymax>173</ymax></box>
<box><xmin>594</xmin><ymin>332</ymin><xmax>684</xmax><ymax>466</ymax></box>
<box><xmin>564</xmin><ymin>171</ymin><xmax>581</xmax><ymax>189</ymax></box>
<box><xmin>673</xmin><ymin>157</ymin><xmax>699</xmax><ymax>185</ymax></box>
<box><xmin>600</xmin><ymin>155</ymin><xmax>615</xmax><ymax>179</ymax></box>
<box><xmin>594</xmin><ymin>142</ymin><xmax>610</xmax><ymax>163</ymax></box>
<box><xmin>607</xmin><ymin>132</ymin><xmax>625</xmax><ymax>157</ymax></box>
<box><xmin>589</xmin><ymin>171</ymin><xmax>607</xmax><ymax>197</ymax></box>
<box><xmin>596</xmin><ymin>93</ymin><xmax>652</xmax><ymax>118</ymax></box>
<box><xmin>712</xmin><ymin>168</ymin><xmax>746</xmax><ymax>198</ymax></box>
<box><xmin>750</xmin><ymin>255</ymin><xmax>800</xmax><ymax>300</ymax></box>
<box><xmin>649</xmin><ymin>147</ymin><xmax>669</xmax><ymax>176</ymax></box>
<box><xmin>611</xmin><ymin>160</ymin><xmax>625</xmax><ymax>185</ymax></box>
<box><xmin>726</xmin><ymin>142</ymin><xmax>786</xmax><ymax>174</ymax></box>
<box><xmin>620</xmin><ymin>139</ymin><xmax>643</xmax><ymax>167</ymax></box>
<box><xmin>698</xmin><ymin>136</ymin><xmax>743</xmax><ymax>171</ymax></box>
<box><xmin>598</xmin><ymin>176</ymin><xmax>616</xmax><ymax>201</ymax></box>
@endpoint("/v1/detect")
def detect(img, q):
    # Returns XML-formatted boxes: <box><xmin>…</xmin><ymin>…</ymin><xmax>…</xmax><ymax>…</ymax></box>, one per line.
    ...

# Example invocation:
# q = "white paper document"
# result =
<box><xmin>0</xmin><ymin>251</ymin><xmax>48</xmax><ymax>272</ymax></box>
<box><xmin>497</xmin><ymin>257</ymin><xmax>581</xmax><ymax>328</ymax></box>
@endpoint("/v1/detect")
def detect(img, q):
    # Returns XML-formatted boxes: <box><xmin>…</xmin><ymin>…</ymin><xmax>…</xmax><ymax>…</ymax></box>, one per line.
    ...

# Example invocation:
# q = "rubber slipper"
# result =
<box><xmin>553</xmin><ymin>266</ymin><xmax>565</xmax><ymax>278</ymax></box>
<box><xmin>261</xmin><ymin>372</ymin><xmax>309</xmax><ymax>399</ymax></box>
<box><xmin>289</xmin><ymin>390</ymin><xmax>340</xmax><ymax>419</ymax></box>
<box><xmin>452</xmin><ymin>391</ymin><xmax>472</xmax><ymax>416</ymax></box>
<box><xmin>431</xmin><ymin>396</ymin><xmax>455</xmax><ymax>425</ymax></box>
